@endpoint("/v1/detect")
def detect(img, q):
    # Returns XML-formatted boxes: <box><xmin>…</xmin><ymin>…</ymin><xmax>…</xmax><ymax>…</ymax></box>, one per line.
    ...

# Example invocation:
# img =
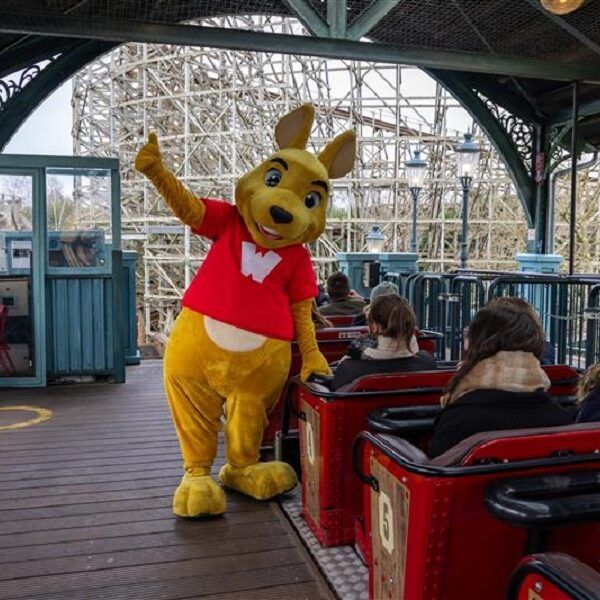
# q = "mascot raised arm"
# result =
<box><xmin>135</xmin><ymin>104</ymin><xmax>356</xmax><ymax>517</ymax></box>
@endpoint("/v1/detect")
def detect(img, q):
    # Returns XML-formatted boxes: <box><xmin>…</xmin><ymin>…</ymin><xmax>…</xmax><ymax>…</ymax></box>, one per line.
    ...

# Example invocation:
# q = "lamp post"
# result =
<box><xmin>365</xmin><ymin>224</ymin><xmax>385</xmax><ymax>253</ymax></box>
<box><xmin>454</xmin><ymin>132</ymin><xmax>480</xmax><ymax>269</ymax></box>
<box><xmin>405</xmin><ymin>149</ymin><xmax>428</xmax><ymax>253</ymax></box>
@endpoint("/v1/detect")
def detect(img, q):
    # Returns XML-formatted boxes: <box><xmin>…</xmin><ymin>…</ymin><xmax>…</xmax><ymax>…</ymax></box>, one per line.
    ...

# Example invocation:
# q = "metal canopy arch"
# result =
<box><xmin>428</xmin><ymin>69</ymin><xmax>536</xmax><ymax>228</ymax></box>
<box><xmin>0</xmin><ymin>40</ymin><xmax>117</xmax><ymax>150</ymax></box>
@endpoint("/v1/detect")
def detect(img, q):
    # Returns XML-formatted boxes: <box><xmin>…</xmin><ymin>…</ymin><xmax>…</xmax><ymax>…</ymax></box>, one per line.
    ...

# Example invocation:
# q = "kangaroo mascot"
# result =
<box><xmin>135</xmin><ymin>104</ymin><xmax>356</xmax><ymax>517</ymax></box>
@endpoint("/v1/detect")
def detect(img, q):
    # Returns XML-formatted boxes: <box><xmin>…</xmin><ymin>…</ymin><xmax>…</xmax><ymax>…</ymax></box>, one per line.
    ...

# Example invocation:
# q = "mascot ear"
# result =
<box><xmin>275</xmin><ymin>103</ymin><xmax>315</xmax><ymax>150</ymax></box>
<box><xmin>318</xmin><ymin>130</ymin><xmax>356</xmax><ymax>179</ymax></box>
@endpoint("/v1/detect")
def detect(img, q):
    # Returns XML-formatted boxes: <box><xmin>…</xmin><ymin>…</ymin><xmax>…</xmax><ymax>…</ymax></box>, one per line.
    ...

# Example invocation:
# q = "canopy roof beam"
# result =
<box><xmin>2</xmin><ymin>14</ymin><xmax>600</xmax><ymax>82</ymax></box>
<box><xmin>281</xmin><ymin>1</ymin><xmax>329</xmax><ymax>37</ymax></box>
<box><xmin>346</xmin><ymin>1</ymin><xmax>403</xmax><ymax>41</ymax></box>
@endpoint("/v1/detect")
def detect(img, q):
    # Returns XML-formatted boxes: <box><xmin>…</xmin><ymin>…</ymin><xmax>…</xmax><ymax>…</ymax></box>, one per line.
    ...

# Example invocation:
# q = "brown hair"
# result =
<box><xmin>446</xmin><ymin>297</ymin><xmax>545</xmax><ymax>401</ymax></box>
<box><xmin>368</xmin><ymin>294</ymin><xmax>416</xmax><ymax>348</ymax></box>
<box><xmin>311</xmin><ymin>299</ymin><xmax>333</xmax><ymax>330</ymax></box>
<box><xmin>578</xmin><ymin>362</ymin><xmax>600</xmax><ymax>402</ymax></box>
<box><xmin>326</xmin><ymin>271</ymin><xmax>350</xmax><ymax>300</ymax></box>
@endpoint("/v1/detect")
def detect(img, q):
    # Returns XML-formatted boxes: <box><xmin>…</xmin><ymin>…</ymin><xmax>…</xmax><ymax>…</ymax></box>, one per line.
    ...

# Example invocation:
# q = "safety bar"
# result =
<box><xmin>351</xmin><ymin>435</ymin><xmax>379</xmax><ymax>492</ymax></box>
<box><xmin>367</xmin><ymin>396</ymin><xmax>577</xmax><ymax>439</ymax></box>
<box><xmin>485</xmin><ymin>470</ymin><xmax>600</xmax><ymax>527</ymax></box>
<box><xmin>368</xmin><ymin>405</ymin><xmax>441</xmax><ymax>436</ymax></box>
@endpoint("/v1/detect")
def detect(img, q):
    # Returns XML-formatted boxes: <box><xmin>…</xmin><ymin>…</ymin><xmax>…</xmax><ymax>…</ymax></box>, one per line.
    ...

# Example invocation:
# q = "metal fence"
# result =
<box><xmin>398</xmin><ymin>270</ymin><xmax>600</xmax><ymax>368</ymax></box>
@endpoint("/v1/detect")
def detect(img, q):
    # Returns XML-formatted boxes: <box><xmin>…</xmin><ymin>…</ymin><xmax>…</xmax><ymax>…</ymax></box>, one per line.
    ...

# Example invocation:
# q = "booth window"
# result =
<box><xmin>0</xmin><ymin>173</ymin><xmax>35</xmax><ymax>377</ymax></box>
<box><xmin>46</xmin><ymin>168</ymin><xmax>112</xmax><ymax>271</ymax></box>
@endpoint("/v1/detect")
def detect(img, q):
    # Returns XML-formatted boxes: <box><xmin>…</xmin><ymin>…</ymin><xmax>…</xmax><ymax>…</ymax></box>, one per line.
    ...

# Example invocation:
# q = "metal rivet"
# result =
<box><xmin>534</xmin><ymin>582</ymin><xmax>543</xmax><ymax>592</ymax></box>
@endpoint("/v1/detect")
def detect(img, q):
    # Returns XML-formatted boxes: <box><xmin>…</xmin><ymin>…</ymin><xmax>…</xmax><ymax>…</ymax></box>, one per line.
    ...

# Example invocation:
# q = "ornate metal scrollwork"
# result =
<box><xmin>0</xmin><ymin>63</ymin><xmax>48</xmax><ymax>113</ymax></box>
<box><xmin>548</xmin><ymin>124</ymin><xmax>571</xmax><ymax>166</ymax></box>
<box><xmin>476</xmin><ymin>92</ymin><xmax>534</xmax><ymax>165</ymax></box>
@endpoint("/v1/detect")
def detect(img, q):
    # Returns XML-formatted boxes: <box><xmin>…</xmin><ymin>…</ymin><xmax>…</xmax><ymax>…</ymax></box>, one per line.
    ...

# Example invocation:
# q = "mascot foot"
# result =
<box><xmin>219</xmin><ymin>461</ymin><xmax>298</xmax><ymax>500</ymax></box>
<box><xmin>173</xmin><ymin>469</ymin><xmax>226</xmax><ymax>518</ymax></box>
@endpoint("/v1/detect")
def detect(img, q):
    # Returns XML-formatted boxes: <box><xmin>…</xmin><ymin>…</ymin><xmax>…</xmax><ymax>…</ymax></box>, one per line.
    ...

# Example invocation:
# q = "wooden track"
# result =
<box><xmin>0</xmin><ymin>362</ymin><xmax>332</xmax><ymax>600</ymax></box>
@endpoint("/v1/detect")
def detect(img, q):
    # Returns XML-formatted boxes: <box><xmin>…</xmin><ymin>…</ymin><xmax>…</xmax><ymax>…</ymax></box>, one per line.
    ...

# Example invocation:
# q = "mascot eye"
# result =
<box><xmin>304</xmin><ymin>191</ymin><xmax>321</xmax><ymax>209</ymax></box>
<box><xmin>264</xmin><ymin>168</ymin><xmax>282</xmax><ymax>187</ymax></box>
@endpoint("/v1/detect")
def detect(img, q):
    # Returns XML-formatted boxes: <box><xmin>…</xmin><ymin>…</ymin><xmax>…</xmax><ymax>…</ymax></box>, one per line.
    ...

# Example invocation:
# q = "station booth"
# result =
<box><xmin>0</xmin><ymin>154</ymin><xmax>137</xmax><ymax>387</ymax></box>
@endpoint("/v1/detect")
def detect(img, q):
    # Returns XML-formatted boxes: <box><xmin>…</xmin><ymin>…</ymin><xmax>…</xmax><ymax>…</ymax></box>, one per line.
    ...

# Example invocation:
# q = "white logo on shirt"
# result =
<box><xmin>241</xmin><ymin>241</ymin><xmax>282</xmax><ymax>283</ymax></box>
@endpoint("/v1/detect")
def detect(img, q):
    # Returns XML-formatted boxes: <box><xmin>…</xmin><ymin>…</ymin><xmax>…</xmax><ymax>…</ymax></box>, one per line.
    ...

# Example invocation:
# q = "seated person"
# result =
<box><xmin>331</xmin><ymin>294</ymin><xmax>436</xmax><ymax>391</ymax></box>
<box><xmin>320</xmin><ymin>272</ymin><xmax>367</xmax><ymax>316</ymax></box>
<box><xmin>347</xmin><ymin>284</ymin><xmax>419</xmax><ymax>357</ymax></box>
<box><xmin>311</xmin><ymin>299</ymin><xmax>333</xmax><ymax>330</ymax></box>
<box><xmin>576</xmin><ymin>362</ymin><xmax>600</xmax><ymax>422</ymax></box>
<box><xmin>316</xmin><ymin>284</ymin><xmax>329</xmax><ymax>307</ymax></box>
<box><xmin>428</xmin><ymin>297</ymin><xmax>573</xmax><ymax>458</ymax></box>
<box><xmin>352</xmin><ymin>281</ymin><xmax>399</xmax><ymax>327</ymax></box>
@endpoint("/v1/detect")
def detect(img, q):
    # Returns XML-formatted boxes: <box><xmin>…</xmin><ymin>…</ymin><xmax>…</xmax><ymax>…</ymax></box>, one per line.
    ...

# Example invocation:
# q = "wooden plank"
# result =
<box><xmin>0</xmin><ymin>533</ymin><xmax>293</xmax><ymax>581</ymax></box>
<box><xmin>0</xmin><ymin>460</ymin><xmax>189</xmax><ymax>481</ymax></box>
<box><xmin>300</xmin><ymin>400</ymin><xmax>320</xmax><ymax>526</ymax></box>
<box><xmin>0</xmin><ymin>436</ymin><xmax>182</xmax><ymax>451</ymax></box>
<box><xmin>0</xmin><ymin>441</ymin><xmax>183</xmax><ymax>461</ymax></box>
<box><xmin>0</xmin><ymin>548</ymin><xmax>302</xmax><ymax>598</ymax></box>
<box><xmin>28</xmin><ymin>563</ymin><xmax>315</xmax><ymax>600</ymax></box>
<box><xmin>0</xmin><ymin>521</ymin><xmax>287</xmax><ymax>564</ymax></box>
<box><xmin>201</xmin><ymin>582</ymin><xmax>327</xmax><ymax>600</ymax></box>
<box><xmin>0</xmin><ymin>499</ymin><xmax>268</xmax><ymax>532</ymax></box>
<box><xmin>0</xmin><ymin>450</ymin><xmax>186</xmax><ymax>469</ymax></box>
<box><xmin>370</xmin><ymin>456</ymin><xmax>409</xmax><ymax>600</ymax></box>
<box><xmin>0</xmin><ymin>510</ymin><xmax>277</xmax><ymax>548</ymax></box>
<box><xmin>0</xmin><ymin>468</ymin><xmax>186</xmax><ymax>491</ymax></box>
<box><xmin>0</xmin><ymin>485</ymin><xmax>178</xmax><ymax>511</ymax></box>
<box><xmin>0</xmin><ymin>476</ymin><xmax>185</xmax><ymax>500</ymax></box>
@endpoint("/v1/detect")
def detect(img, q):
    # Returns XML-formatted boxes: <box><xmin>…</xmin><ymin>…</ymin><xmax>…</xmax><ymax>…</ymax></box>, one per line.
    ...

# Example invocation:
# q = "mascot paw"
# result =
<box><xmin>300</xmin><ymin>350</ymin><xmax>332</xmax><ymax>382</ymax></box>
<box><xmin>173</xmin><ymin>469</ymin><xmax>226</xmax><ymax>518</ymax></box>
<box><xmin>135</xmin><ymin>133</ymin><xmax>163</xmax><ymax>177</ymax></box>
<box><xmin>219</xmin><ymin>462</ymin><xmax>297</xmax><ymax>500</ymax></box>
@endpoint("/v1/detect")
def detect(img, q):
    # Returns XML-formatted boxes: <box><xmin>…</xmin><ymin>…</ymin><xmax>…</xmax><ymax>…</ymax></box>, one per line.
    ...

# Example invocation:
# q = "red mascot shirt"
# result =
<box><xmin>182</xmin><ymin>198</ymin><xmax>318</xmax><ymax>341</ymax></box>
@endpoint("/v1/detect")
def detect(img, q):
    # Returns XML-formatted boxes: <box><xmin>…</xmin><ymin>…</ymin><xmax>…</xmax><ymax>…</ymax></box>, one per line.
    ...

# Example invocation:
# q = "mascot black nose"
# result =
<box><xmin>270</xmin><ymin>205</ymin><xmax>293</xmax><ymax>224</ymax></box>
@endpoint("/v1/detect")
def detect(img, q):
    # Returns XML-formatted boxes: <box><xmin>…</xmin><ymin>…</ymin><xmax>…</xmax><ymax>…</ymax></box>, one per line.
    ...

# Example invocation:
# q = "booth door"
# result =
<box><xmin>0</xmin><ymin>170</ymin><xmax>45</xmax><ymax>386</ymax></box>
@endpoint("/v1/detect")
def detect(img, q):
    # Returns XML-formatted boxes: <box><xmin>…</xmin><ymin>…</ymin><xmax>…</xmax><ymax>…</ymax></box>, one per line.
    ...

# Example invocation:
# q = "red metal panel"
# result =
<box><xmin>516</xmin><ymin>573</ymin><xmax>572</xmax><ymax>600</ymax></box>
<box><xmin>299</xmin><ymin>370</ymin><xmax>454</xmax><ymax>546</ymax></box>
<box><xmin>360</xmin><ymin>431</ymin><xmax>600</xmax><ymax>600</ymax></box>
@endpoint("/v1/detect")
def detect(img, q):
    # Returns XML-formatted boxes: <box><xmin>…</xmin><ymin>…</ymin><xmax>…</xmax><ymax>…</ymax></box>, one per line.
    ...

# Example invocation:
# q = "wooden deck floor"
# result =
<box><xmin>0</xmin><ymin>362</ymin><xmax>332</xmax><ymax>600</ymax></box>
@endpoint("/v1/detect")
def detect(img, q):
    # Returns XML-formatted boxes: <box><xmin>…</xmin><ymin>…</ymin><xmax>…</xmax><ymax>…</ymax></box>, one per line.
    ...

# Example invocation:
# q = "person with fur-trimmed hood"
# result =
<box><xmin>428</xmin><ymin>297</ymin><xmax>573</xmax><ymax>458</ymax></box>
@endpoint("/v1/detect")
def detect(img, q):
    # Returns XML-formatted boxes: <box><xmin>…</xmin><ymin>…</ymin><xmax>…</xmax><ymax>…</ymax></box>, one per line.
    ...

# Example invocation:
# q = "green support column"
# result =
<box><xmin>533</xmin><ymin>125</ymin><xmax>551</xmax><ymax>254</ymax></box>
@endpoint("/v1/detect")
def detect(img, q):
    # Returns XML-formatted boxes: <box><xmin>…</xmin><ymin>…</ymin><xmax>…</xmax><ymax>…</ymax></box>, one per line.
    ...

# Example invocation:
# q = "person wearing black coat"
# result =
<box><xmin>576</xmin><ymin>363</ymin><xmax>600</xmax><ymax>423</ymax></box>
<box><xmin>428</xmin><ymin>298</ymin><xmax>573</xmax><ymax>458</ymax></box>
<box><xmin>428</xmin><ymin>387</ymin><xmax>572</xmax><ymax>457</ymax></box>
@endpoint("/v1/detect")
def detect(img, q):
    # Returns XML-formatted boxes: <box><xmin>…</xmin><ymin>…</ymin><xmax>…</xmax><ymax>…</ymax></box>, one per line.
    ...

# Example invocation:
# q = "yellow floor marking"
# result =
<box><xmin>0</xmin><ymin>406</ymin><xmax>53</xmax><ymax>430</ymax></box>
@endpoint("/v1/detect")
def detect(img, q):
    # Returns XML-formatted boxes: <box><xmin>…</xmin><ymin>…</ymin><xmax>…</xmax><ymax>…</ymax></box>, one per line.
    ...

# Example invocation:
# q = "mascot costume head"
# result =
<box><xmin>136</xmin><ymin>104</ymin><xmax>356</xmax><ymax>517</ymax></box>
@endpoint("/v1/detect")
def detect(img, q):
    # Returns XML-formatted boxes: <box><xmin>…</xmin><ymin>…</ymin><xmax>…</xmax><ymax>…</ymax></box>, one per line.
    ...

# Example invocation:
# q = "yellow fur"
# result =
<box><xmin>219</xmin><ymin>462</ymin><xmax>297</xmax><ymax>501</ymax></box>
<box><xmin>291</xmin><ymin>299</ymin><xmax>332</xmax><ymax>381</ymax></box>
<box><xmin>135</xmin><ymin>104</ymin><xmax>355</xmax><ymax>517</ymax></box>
